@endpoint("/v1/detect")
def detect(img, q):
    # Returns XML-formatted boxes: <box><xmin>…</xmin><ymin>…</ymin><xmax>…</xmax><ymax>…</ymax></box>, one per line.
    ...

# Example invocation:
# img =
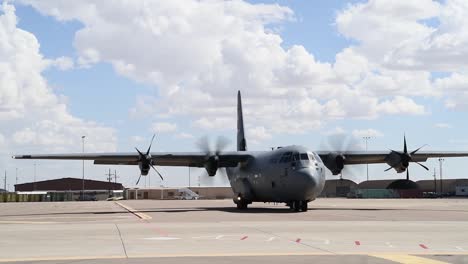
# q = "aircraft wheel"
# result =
<box><xmin>290</xmin><ymin>201</ymin><xmax>301</xmax><ymax>212</ymax></box>
<box><xmin>236</xmin><ymin>202</ymin><xmax>248</xmax><ymax>210</ymax></box>
<box><xmin>300</xmin><ymin>201</ymin><xmax>308</xmax><ymax>212</ymax></box>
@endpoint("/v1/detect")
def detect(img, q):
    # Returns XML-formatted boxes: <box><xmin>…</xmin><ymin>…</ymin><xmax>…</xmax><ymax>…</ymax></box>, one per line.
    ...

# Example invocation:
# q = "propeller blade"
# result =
<box><xmin>406</xmin><ymin>168</ymin><xmax>409</xmax><ymax>181</ymax></box>
<box><xmin>384</xmin><ymin>167</ymin><xmax>393</xmax><ymax>172</ymax></box>
<box><xmin>150</xmin><ymin>164</ymin><xmax>164</xmax><ymax>181</ymax></box>
<box><xmin>135</xmin><ymin>147</ymin><xmax>144</xmax><ymax>157</ymax></box>
<box><xmin>410</xmin><ymin>144</ymin><xmax>427</xmax><ymax>155</ymax></box>
<box><xmin>136</xmin><ymin>174</ymin><xmax>142</xmax><ymax>185</ymax></box>
<box><xmin>146</xmin><ymin>134</ymin><xmax>156</xmax><ymax>155</ymax></box>
<box><xmin>415</xmin><ymin>161</ymin><xmax>429</xmax><ymax>171</ymax></box>
<box><xmin>215</xmin><ymin>136</ymin><xmax>230</xmax><ymax>154</ymax></box>
<box><xmin>403</xmin><ymin>134</ymin><xmax>408</xmax><ymax>154</ymax></box>
<box><xmin>197</xmin><ymin>136</ymin><xmax>211</xmax><ymax>154</ymax></box>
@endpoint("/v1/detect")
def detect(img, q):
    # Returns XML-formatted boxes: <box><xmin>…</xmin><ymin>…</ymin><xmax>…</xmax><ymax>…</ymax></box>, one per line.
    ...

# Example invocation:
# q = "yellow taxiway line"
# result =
<box><xmin>114</xmin><ymin>201</ymin><xmax>152</xmax><ymax>220</ymax></box>
<box><xmin>370</xmin><ymin>254</ymin><xmax>450</xmax><ymax>264</ymax></box>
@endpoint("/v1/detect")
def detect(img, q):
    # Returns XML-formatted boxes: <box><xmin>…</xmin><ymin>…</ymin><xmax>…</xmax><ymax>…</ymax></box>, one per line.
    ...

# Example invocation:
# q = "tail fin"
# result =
<box><xmin>237</xmin><ymin>90</ymin><xmax>247</xmax><ymax>151</ymax></box>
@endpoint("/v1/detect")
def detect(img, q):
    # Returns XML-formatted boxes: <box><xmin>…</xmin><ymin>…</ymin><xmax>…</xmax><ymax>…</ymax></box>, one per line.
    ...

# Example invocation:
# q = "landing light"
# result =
<box><xmin>237</xmin><ymin>196</ymin><xmax>242</xmax><ymax>201</ymax></box>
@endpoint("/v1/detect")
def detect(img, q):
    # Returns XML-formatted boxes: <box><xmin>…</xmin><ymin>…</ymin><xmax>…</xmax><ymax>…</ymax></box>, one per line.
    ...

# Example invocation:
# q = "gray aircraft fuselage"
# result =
<box><xmin>226</xmin><ymin>145</ymin><xmax>326</xmax><ymax>203</ymax></box>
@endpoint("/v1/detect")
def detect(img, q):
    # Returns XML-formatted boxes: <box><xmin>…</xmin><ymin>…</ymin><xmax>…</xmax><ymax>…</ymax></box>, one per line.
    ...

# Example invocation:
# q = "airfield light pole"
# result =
<box><xmin>33</xmin><ymin>163</ymin><xmax>37</xmax><ymax>191</ymax></box>
<box><xmin>363</xmin><ymin>136</ymin><xmax>371</xmax><ymax>182</ymax></box>
<box><xmin>439</xmin><ymin>158</ymin><xmax>444</xmax><ymax>195</ymax></box>
<box><xmin>81</xmin><ymin>136</ymin><xmax>86</xmax><ymax>200</ymax></box>
<box><xmin>3</xmin><ymin>170</ymin><xmax>6</xmax><ymax>191</ymax></box>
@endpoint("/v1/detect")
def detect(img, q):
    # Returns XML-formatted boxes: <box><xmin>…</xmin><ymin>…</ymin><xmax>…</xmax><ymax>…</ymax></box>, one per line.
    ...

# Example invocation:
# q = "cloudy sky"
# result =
<box><xmin>1</xmin><ymin>0</ymin><xmax>468</xmax><ymax>190</ymax></box>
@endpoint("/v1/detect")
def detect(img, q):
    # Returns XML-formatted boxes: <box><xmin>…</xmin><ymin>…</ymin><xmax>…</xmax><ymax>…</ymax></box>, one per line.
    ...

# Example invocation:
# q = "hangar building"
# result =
<box><xmin>14</xmin><ymin>178</ymin><xmax>124</xmax><ymax>201</ymax></box>
<box><xmin>320</xmin><ymin>179</ymin><xmax>358</xmax><ymax>197</ymax></box>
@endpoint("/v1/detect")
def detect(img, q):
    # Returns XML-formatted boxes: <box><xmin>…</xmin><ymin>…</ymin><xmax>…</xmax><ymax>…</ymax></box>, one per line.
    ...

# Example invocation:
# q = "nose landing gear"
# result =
<box><xmin>289</xmin><ymin>200</ymin><xmax>308</xmax><ymax>212</ymax></box>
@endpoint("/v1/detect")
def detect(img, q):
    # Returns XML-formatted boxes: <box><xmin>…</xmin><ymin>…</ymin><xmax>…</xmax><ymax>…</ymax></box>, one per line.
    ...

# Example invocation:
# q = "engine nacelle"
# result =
<box><xmin>384</xmin><ymin>151</ymin><xmax>410</xmax><ymax>173</ymax></box>
<box><xmin>204</xmin><ymin>155</ymin><xmax>219</xmax><ymax>176</ymax></box>
<box><xmin>138</xmin><ymin>162</ymin><xmax>150</xmax><ymax>175</ymax></box>
<box><xmin>323</xmin><ymin>153</ymin><xmax>345</xmax><ymax>175</ymax></box>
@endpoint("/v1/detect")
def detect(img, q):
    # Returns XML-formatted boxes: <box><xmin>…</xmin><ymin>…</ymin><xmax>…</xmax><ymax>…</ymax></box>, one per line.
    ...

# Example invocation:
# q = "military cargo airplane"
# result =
<box><xmin>13</xmin><ymin>91</ymin><xmax>468</xmax><ymax>211</ymax></box>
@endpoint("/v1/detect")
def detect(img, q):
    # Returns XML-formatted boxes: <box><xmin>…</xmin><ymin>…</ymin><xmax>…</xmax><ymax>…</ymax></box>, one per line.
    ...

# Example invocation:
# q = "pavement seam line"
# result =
<box><xmin>115</xmin><ymin>223</ymin><xmax>128</xmax><ymax>259</ymax></box>
<box><xmin>114</xmin><ymin>201</ymin><xmax>152</xmax><ymax>220</ymax></box>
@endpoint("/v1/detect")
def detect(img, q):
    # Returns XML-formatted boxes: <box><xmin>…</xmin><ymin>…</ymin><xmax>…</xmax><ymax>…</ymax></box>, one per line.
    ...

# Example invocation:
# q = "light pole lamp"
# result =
<box><xmin>363</xmin><ymin>136</ymin><xmax>371</xmax><ymax>182</ymax></box>
<box><xmin>438</xmin><ymin>158</ymin><xmax>444</xmax><ymax>195</ymax></box>
<box><xmin>81</xmin><ymin>136</ymin><xmax>86</xmax><ymax>200</ymax></box>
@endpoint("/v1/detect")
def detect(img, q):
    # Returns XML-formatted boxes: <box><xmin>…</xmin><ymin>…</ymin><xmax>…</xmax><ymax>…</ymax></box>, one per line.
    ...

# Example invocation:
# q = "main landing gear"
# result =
<box><xmin>289</xmin><ymin>200</ymin><xmax>308</xmax><ymax>212</ymax></box>
<box><xmin>234</xmin><ymin>195</ymin><xmax>251</xmax><ymax>210</ymax></box>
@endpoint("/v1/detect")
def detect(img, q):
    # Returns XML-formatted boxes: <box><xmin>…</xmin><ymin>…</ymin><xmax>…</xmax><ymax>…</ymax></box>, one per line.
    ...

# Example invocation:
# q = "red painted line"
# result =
<box><xmin>241</xmin><ymin>236</ymin><xmax>248</xmax><ymax>240</ymax></box>
<box><xmin>295</xmin><ymin>238</ymin><xmax>301</xmax><ymax>243</ymax></box>
<box><xmin>419</xmin><ymin>244</ymin><xmax>428</xmax><ymax>249</ymax></box>
<box><xmin>355</xmin><ymin>241</ymin><xmax>361</xmax><ymax>246</ymax></box>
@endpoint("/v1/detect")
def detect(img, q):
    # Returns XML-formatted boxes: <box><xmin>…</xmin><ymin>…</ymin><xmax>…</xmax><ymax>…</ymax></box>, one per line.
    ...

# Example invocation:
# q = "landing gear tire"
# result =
<box><xmin>236</xmin><ymin>202</ymin><xmax>248</xmax><ymax>210</ymax></box>
<box><xmin>234</xmin><ymin>195</ymin><xmax>249</xmax><ymax>210</ymax></box>
<box><xmin>289</xmin><ymin>201</ymin><xmax>308</xmax><ymax>212</ymax></box>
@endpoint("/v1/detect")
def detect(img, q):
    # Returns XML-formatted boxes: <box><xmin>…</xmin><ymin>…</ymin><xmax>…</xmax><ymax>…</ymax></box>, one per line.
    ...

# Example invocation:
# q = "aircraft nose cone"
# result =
<box><xmin>293</xmin><ymin>168</ymin><xmax>322</xmax><ymax>200</ymax></box>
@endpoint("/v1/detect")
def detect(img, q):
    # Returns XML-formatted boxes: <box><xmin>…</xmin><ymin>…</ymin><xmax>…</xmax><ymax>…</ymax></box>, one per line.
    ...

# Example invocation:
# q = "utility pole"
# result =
<box><xmin>15</xmin><ymin>168</ymin><xmax>18</xmax><ymax>185</ymax></box>
<box><xmin>188</xmin><ymin>167</ymin><xmax>191</xmax><ymax>188</ymax></box>
<box><xmin>433</xmin><ymin>167</ymin><xmax>437</xmax><ymax>193</ymax></box>
<box><xmin>81</xmin><ymin>136</ymin><xmax>86</xmax><ymax>200</ymax></box>
<box><xmin>114</xmin><ymin>170</ymin><xmax>119</xmax><ymax>184</ymax></box>
<box><xmin>33</xmin><ymin>163</ymin><xmax>37</xmax><ymax>191</ymax></box>
<box><xmin>3</xmin><ymin>170</ymin><xmax>6</xmax><ymax>191</ymax></box>
<box><xmin>439</xmin><ymin>158</ymin><xmax>444</xmax><ymax>195</ymax></box>
<box><xmin>105</xmin><ymin>168</ymin><xmax>113</xmax><ymax>197</ymax></box>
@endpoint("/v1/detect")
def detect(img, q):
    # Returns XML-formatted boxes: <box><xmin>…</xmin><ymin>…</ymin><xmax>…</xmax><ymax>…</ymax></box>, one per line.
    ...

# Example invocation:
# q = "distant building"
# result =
<box><xmin>0</xmin><ymin>188</ymin><xmax>7</xmax><ymax>193</ymax></box>
<box><xmin>125</xmin><ymin>187</ymin><xmax>234</xmax><ymax>200</ymax></box>
<box><xmin>14</xmin><ymin>178</ymin><xmax>124</xmax><ymax>201</ymax></box>
<box><xmin>355</xmin><ymin>179</ymin><xmax>421</xmax><ymax>198</ymax></box>
<box><xmin>416</xmin><ymin>179</ymin><xmax>468</xmax><ymax>195</ymax></box>
<box><xmin>15</xmin><ymin>177</ymin><xmax>123</xmax><ymax>192</ymax></box>
<box><xmin>320</xmin><ymin>179</ymin><xmax>357</xmax><ymax>197</ymax></box>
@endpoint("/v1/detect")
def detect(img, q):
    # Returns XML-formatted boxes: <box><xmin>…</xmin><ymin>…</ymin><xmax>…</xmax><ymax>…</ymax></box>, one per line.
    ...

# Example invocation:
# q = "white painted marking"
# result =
<box><xmin>266</xmin><ymin>237</ymin><xmax>276</xmax><ymax>242</ymax></box>
<box><xmin>324</xmin><ymin>239</ymin><xmax>330</xmax><ymax>245</ymax></box>
<box><xmin>386</xmin><ymin>242</ymin><xmax>394</xmax><ymax>248</ymax></box>
<box><xmin>144</xmin><ymin>237</ymin><xmax>180</xmax><ymax>241</ymax></box>
<box><xmin>455</xmin><ymin>246</ymin><xmax>465</xmax><ymax>251</ymax></box>
<box><xmin>191</xmin><ymin>236</ymin><xmax>217</xmax><ymax>239</ymax></box>
<box><xmin>216</xmin><ymin>235</ymin><xmax>224</xmax><ymax>240</ymax></box>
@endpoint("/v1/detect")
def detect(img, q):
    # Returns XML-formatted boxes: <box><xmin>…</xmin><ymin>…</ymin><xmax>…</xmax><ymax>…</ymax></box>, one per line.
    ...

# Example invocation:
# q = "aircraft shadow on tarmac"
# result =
<box><xmin>1</xmin><ymin>206</ymin><xmax>466</xmax><ymax>217</ymax></box>
<box><xmin>0</xmin><ymin>207</ymin><xmax>399</xmax><ymax>217</ymax></box>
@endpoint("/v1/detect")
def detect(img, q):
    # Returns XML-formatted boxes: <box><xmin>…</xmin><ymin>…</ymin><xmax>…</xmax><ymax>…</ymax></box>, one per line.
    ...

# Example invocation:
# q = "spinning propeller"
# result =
<box><xmin>135</xmin><ymin>134</ymin><xmax>164</xmax><ymax>185</ymax></box>
<box><xmin>196</xmin><ymin>136</ymin><xmax>230</xmax><ymax>183</ymax></box>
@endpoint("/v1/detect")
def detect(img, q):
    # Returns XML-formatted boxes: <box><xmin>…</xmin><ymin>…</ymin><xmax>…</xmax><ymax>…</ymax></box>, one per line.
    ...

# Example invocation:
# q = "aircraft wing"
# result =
<box><xmin>12</xmin><ymin>151</ymin><xmax>253</xmax><ymax>168</ymax></box>
<box><xmin>316</xmin><ymin>150</ymin><xmax>468</xmax><ymax>165</ymax></box>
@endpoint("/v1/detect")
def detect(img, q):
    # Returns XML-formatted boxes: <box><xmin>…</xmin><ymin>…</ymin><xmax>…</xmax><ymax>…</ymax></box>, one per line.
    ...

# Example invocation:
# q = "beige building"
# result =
<box><xmin>125</xmin><ymin>187</ymin><xmax>234</xmax><ymax>200</ymax></box>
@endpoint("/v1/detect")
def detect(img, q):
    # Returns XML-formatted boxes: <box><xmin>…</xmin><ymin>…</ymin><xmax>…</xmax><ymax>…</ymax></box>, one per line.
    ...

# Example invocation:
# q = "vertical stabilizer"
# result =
<box><xmin>237</xmin><ymin>91</ymin><xmax>247</xmax><ymax>151</ymax></box>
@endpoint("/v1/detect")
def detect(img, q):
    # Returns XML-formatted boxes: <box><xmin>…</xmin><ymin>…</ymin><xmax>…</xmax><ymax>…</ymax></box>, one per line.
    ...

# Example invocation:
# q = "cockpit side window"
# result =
<box><xmin>313</xmin><ymin>153</ymin><xmax>323</xmax><ymax>162</ymax></box>
<box><xmin>300</xmin><ymin>153</ymin><xmax>309</xmax><ymax>160</ymax></box>
<box><xmin>279</xmin><ymin>152</ymin><xmax>292</xmax><ymax>163</ymax></box>
<box><xmin>308</xmin><ymin>153</ymin><xmax>316</xmax><ymax>161</ymax></box>
<box><xmin>292</xmin><ymin>153</ymin><xmax>300</xmax><ymax>161</ymax></box>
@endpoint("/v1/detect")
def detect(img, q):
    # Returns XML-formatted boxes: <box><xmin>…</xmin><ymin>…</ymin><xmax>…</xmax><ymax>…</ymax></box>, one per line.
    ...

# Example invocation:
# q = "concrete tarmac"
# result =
<box><xmin>0</xmin><ymin>198</ymin><xmax>467</xmax><ymax>263</ymax></box>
